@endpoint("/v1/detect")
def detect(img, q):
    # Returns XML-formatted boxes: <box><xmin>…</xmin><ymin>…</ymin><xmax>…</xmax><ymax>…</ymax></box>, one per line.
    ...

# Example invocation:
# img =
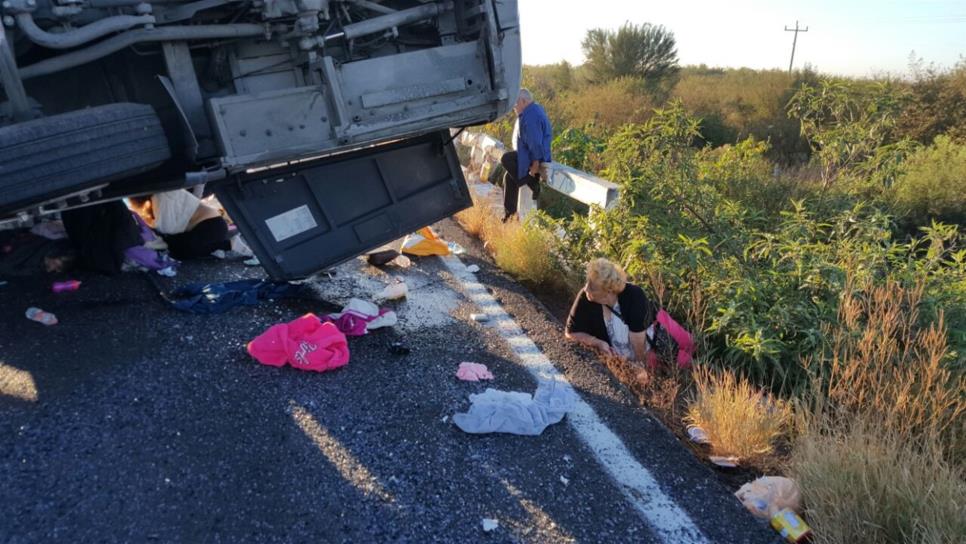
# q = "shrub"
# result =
<box><xmin>804</xmin><ymin>279</ymin><xmax>966</xmax><ymax>458</ymax></box>
<box><xmin>686</xmin><ymin>367</ymin><xmax>792</xmax><ymax>459</ymax></box>
<box><xmin>892</xmin><ymin>135</ymin><xmax>966</xmax><ymax>227</ymax></box>
<box><xmin>489</xmin><ymin>217</ymin><xmax>562</xmax><ymax>287</ymax></box>
<box><xmin>791</xmin><ymin>420</ymin><xmax>965</xmax><ymax>544</ymax></box>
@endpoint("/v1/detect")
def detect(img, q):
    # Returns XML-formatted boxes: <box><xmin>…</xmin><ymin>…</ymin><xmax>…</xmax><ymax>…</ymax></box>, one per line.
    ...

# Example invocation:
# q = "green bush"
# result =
<box><xmin>892</xmin><ymin>135</ymin><xmax>966</xmax><ymax>227</ymax></box>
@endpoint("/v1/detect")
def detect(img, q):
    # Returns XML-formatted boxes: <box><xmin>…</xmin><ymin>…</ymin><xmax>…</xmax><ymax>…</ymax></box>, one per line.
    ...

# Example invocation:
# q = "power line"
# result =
<box><xmin>784</xmin><ymin>20</ymin><xmax>809</xmax><ymax>73</ymax></box>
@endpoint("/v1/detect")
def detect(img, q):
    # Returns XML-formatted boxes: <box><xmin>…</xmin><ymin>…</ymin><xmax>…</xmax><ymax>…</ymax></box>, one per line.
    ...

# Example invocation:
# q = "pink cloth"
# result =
<box><xmin>456</xmin><ymin>362</ymin><xmax>494</xmax><ymax>381</ymax></box>
<box><xmin>247</xmin><ymin>313</ymin><xmax>349</xmax><ymax>373</ymax></box>
<box><xmin>644</xmin><ymin>309</ymin><xmax>695</xmax><ymax>370</ymax></box>
<box><xmin>320</xmin><ymin>311</ymin><xmax>371</xmax><ymax>337</ymax></box>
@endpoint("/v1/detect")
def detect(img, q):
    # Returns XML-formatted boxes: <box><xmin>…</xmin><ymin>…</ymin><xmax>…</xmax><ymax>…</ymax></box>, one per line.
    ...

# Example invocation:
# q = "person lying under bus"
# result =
<box><xmin>564</xmin><ymin>258</ymin><xmax>655</xmax><ymax>362</ymax></box>
<box><xmin>128</xmin><ymin>190</ymin><xmax>230</xmax><ymax>260</ymax></box>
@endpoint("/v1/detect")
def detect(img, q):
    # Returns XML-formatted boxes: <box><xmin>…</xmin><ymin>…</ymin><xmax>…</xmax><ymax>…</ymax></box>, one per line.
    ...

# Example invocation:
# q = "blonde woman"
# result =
<box><xmin>565</xmin><ymin>258</ymin><xmax>655</xmax><ymax>362</ymax></box>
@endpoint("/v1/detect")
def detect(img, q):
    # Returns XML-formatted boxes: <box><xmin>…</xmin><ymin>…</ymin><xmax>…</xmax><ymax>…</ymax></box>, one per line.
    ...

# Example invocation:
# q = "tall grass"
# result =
<box><xmin>686</xmin><ymin>367</ymin><xmax>792</xmax><ymax>460</ymax></box>
<box><xmin>804</xmin><ymin>280</ymin><xmax>965</xmax><ymax>458</ymax></box>
<box><xmin>792</xmin><ymin>280</ymin><xmax>966</xmax><ymax>543</ymax></box>
<box><xmin>454</xmin><ymin>195</ymin><xmax>562</xmax><ymax>288</ymax></box>
<box><xmin>791</xmin><ymin>421</ymin><xmax>966</xmax><ymax>544</ymax></box>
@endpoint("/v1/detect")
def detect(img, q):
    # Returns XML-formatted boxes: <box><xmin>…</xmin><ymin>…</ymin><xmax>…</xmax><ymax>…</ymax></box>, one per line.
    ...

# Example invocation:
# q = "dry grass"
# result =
<box><xmin>454</xmin><ymin>194</ymin><xmax>497</xmax><ymax>239</ymax></box>
<box><xmin>804</xmin><ymin>280</ymin><xmax>966</xmax><ymax>458</ymax></box>
<box><xmin>455</xmin><ymin>195</ymin><xmax>562</xmax><ymax>288</ymax></box>
<box><xmin>790</xmin><ymin>279</ymin><xmax>966</xmax><ymax>543</ymax></box>
<box><xmin>686</xmin><ymin>367</ymin><xmax>792</xmax><ymax>460</ymax></box>
<box><xmin>792</xmin><ymin>420</ymin><xmax>966</xmax><ymax>544</ymax></box>
<box><xmin>489</xmin><ymin>220</ymin><xmax>560</xmax><ymax>286</ymax></box>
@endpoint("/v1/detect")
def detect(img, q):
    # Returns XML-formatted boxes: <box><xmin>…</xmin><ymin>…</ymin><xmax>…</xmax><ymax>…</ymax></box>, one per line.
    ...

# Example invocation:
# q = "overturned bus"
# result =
<box><xmin>0</xmin><ymin>0</ymin><xmax>520</xmax><ymax>278</ymax></box>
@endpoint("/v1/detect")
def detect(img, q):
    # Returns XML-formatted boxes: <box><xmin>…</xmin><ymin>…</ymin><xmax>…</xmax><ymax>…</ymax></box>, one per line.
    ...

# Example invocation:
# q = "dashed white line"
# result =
<box><xmin>441</xmin><ymin>254</ymin><xmax>709</xmax><ymax>544</ymax></box>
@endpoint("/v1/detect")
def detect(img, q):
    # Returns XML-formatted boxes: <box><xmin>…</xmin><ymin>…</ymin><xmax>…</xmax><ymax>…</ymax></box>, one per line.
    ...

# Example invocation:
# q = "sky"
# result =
<box><xmin>518</xmin><ymin>0</ymin><xmax>966</xmax><ymax>77</ymax></box>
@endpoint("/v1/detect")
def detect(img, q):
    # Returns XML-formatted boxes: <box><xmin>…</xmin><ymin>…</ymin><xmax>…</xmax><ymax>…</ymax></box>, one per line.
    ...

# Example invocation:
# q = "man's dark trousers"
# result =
<box><xmin>500</xmin><ymin>150</ymin><xmax>540</xmax><ymax>217</ymax></box>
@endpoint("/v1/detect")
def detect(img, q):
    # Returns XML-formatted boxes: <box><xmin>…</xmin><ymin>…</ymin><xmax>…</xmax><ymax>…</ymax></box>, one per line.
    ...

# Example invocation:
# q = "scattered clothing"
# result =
<box><xmin>456</xmin><ymin>362</ymin><xmax>494</xmax><ymax>381</ymax></box>
<box><xmin>62</xmin><ymin>201</ymin><xmax>142</xmax><ymax>274</ymax></box>
<box><xmin>123</xmin><ymin>213</ymin><xmax>179</xmax><ymax>273</ymax></box>
<box><xmin>247</xmin><ymin>313</ymin><xmax>349</xmax><ymax>373</ymax></box>
<box><xmin>320</xmin><ymin>298</ymin><xmax>397</xmax><ymax>336</ymax></box>
<box><xmin>168</xmin><ymin>279</ymin><xmax>304</xmax><ymax>314</ymax></box>
<box><xmin>453</xmin><ymin>378</ymin><xmax>576</xmax><ymax>436</ymax></box>
<box><xmin>29</xmin><ymin>221</ymin><xmax>67</xmax><ymax>240</ymax></box>
<box><xmin>401</xmin><ymin>227</ymin><xmax>450</xmax><ymax>257</ymax></box>
<box><xmin>25</xmin><ymin>307</ymin><xmax>57</xmax><ymax>326</ymax></box>
<box><xmin>124</xmin><ymin>245</ymin><xmax>179</xmax><ymax>272</ymax></box>
<box><xmin>375</xmin><ymin>282</ymin><xmax>408</xmax><ymax>301</ymax></box>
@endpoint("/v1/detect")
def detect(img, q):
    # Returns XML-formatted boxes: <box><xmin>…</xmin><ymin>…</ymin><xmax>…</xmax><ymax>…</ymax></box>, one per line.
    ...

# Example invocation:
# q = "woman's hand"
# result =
<box><xmin>595</xmin><ymin>339</ymin><xmax>617</xmax><ymax>356</ymax></box>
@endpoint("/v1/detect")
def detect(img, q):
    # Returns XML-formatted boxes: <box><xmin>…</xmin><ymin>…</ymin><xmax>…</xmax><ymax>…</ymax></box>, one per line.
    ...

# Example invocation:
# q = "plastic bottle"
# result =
<box><xmin>770</xmin><ymin>508</ymin><xmax>812</xmax><ymax>543</ymax></box>
<box><xmin>52</xmin><ymin>280</ymin><xmax>81</xmax><ymax>293</ymax></box>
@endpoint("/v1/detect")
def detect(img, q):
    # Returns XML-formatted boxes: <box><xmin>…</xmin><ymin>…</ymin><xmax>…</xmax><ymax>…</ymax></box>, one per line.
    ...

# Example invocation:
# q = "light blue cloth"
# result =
<box><xmin>453</xmin><ymin>378</ymin><xmax>576</xmax><ymax>436</ymax></box>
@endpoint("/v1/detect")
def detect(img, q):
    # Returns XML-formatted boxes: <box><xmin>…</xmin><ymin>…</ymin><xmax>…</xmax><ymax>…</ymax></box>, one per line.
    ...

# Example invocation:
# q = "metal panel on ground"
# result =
<box><xmin>212</xmin><ymin>131</ymin><xmax>471</xmax><ymax>280</ymax></box>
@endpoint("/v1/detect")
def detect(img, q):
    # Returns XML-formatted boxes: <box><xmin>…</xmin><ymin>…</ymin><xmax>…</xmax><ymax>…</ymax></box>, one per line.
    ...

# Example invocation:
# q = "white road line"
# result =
<box><xmin>441</xmin><ymin>255</ymin><xmax>709</xmax><ymax>544</ymax></box>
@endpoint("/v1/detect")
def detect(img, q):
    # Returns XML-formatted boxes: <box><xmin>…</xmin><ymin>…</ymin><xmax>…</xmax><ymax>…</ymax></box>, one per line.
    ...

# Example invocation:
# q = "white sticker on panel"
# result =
<box><xmin>265</xmin><ymin>205</ymin><xmax>318</xmax><ymax>242</ymax></box>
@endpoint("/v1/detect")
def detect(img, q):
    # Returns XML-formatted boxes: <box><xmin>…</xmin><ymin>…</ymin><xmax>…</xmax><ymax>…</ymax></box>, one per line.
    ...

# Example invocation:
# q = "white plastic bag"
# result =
<box><xmin>734</xmin><ymin>476</ymin><xmax>801</xmax><ymax>519</ymax></box>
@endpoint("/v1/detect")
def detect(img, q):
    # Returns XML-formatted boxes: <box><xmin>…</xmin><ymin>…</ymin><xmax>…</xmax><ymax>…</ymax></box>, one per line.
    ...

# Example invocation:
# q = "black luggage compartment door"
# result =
<box><xmin>212</xmin><ymin>131</ymin><xmax>471</xmax><ymax>280</ymax></box>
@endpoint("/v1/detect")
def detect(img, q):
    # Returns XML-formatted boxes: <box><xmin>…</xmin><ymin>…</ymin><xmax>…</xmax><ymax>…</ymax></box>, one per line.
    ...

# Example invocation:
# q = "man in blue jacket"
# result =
<box><xmin>500</xmin><ymin>89</ymin><xmax>552</xmax><ymax>222</ymax></box>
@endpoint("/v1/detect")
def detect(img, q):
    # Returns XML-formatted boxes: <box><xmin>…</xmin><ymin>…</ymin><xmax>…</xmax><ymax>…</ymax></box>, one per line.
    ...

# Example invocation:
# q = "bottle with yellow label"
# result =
<box><xmin>770</xmin><ymin>508</ymin><xmax>812</xmax><ymax>543</ymax></box>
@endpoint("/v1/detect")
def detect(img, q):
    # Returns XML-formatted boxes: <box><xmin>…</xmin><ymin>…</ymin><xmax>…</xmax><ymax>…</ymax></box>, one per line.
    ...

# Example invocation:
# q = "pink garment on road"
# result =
<box><xmin>456</xmin><ymin>362</ymin><xmax>494</xmax><ymax>381</ymax></box>
<box><xmin>320</xmin><ymin>298</ymin><xmax>397</xmax><ymax>336</ymax></box>
<box><xmin>247</xmin><ymin>313</ymin><xmax>349</xmax><ymax>373</ymax></box>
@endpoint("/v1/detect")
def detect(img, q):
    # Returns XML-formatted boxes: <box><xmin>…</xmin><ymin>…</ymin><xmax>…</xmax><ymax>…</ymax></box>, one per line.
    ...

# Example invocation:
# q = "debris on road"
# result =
<box><xmin>708</xmin><ymin>455</ymin><xmax>740</xmax><ymax>468</ymax></box>
<box><xmin>25</xmin><ymin>307</ymin><xmax>58</xmax><ymax>326</ymax></box>
<box><xmin>401</xmin><ymin>227</ymin><xmax>450</xmax><ymax>256</ymax></box>
<box><xmin>247</xmin><ymin>314</ymin><xmax>349</xmax><ymax>373</ymax></box>
<box><xmin>367</xmin><ymin>249</ymin><xmax>401</xmax><ymax>267</ymax></box>
<box><xmin>481</xmin><ymin>519</ymin><xmax>499</xmax><ymax>532</ymax></box>
<box><xmin>321</xmin><ymin>298</ymin><xmax>397</xmax><ymax>336</ymax></box>
<box><xmin>455</xmin><ymin>362</ymin><xmax>494</xmax><ymax>381</ymax></box>
<box><xmin>375</xmin><ymin>281</ymin><xmax>408</xmax><ymax>301</ymax></box>
<box><xmin>687</xmin><ymin>425</ymin><xmax>710</xmax><ymax>444</ymax></box>
<box><xmin>453</xmin><ymin>378</ymin><xmax>576</xmax><ymax>436</ymax></box>
<box><xmin>389</xmin><ymin>342</ymin><xmax>411</xmax><ymax>355</ymax></box>
<box><xmin>470</xmin><ymin>312</ymin><xmax>489</xmax><ymax>323</ymax></box>
<box><xmin>735</xmin><ymin>476</ymin><xmax>802</xmax><ymax>519</ymax></box>
<box><xmin>466</xmin><ymin>264</ymin><xmax>480</xmax><ymax>273</ymax></box>
<box><xmin>169</xmin><ymin>279</ymin><xmax>303</xmax><ymax>314</ymax></box>
<box><xmin>447</xmin><ymin>241</ymin><xmax>466</xmax><ymax>255</ymax></box>
<box><xmin>244</xmin><ymin>257</ymin><xmax>260</xmax><ymax>267</ymax></box>
<box><xmin>770</xmin><ymin>509</ymin><xmax>812</xmax><ymax>543</ymax></box>
<box><xmin>560</xmin><ymin>476</ymin><xmax>570</xmax><ymax>486</ymax></box>
<box><xmin>51</xmin><ymin>280</ymin><xmax>81</xmax><ymax>293</ymax></box>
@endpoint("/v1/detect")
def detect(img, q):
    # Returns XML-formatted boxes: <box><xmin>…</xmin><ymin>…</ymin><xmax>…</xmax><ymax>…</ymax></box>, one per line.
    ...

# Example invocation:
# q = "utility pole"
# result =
<box><xmin>784</xmin><ymin>20</ymin><xmax>809</xmax><ymax>73</ymax></box>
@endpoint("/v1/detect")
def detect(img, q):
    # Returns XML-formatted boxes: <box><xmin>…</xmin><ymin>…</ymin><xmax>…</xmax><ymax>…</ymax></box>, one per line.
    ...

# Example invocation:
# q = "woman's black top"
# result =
<box><xmin>565</xmin><ymin>283</ymin><xmax>654</xmax><ymax>345</ymax></box>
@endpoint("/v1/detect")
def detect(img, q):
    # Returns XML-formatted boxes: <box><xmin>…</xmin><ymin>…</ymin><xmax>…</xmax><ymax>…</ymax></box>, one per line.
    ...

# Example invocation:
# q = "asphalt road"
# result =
<box><xmin>0</xmin><ymin>219</ymin><xmax>778</xmax><ymax>543</ymax></box>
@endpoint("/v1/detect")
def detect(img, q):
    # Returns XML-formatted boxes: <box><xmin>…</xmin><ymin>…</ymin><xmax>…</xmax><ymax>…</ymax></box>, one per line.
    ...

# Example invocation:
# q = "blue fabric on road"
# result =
<box><xmin>169</xmin><ymin>279</ymin><xmax>302</xmax><ymax>314</ymax></box>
